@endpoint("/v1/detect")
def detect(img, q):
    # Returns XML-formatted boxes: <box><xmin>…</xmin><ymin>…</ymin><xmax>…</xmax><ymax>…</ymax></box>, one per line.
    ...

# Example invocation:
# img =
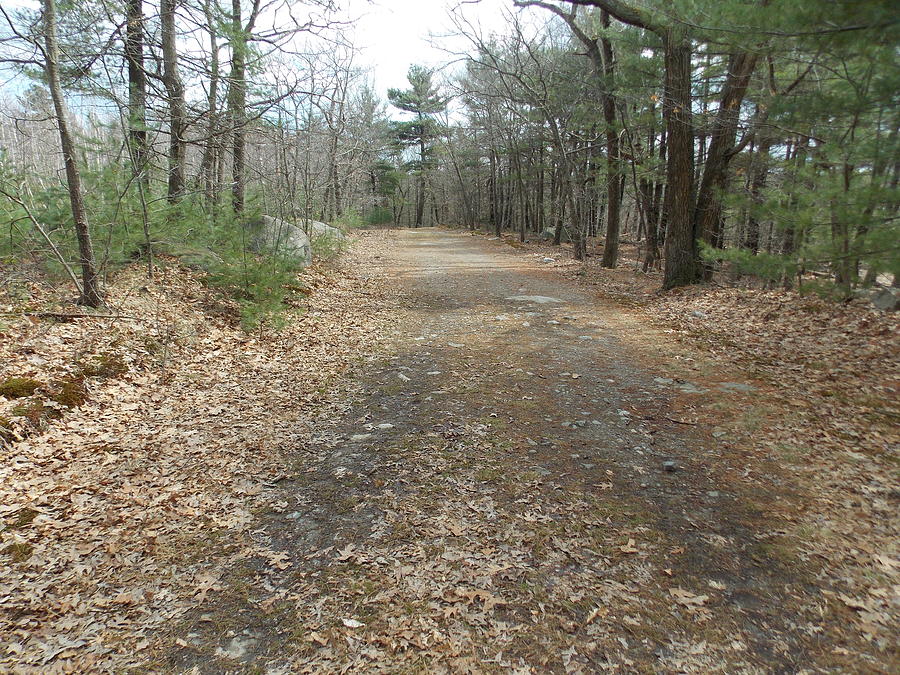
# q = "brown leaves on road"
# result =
<box><xmin>0</xmin><ymin>234</ymin><xmax>399</xmax><ymax>672</ymax></box>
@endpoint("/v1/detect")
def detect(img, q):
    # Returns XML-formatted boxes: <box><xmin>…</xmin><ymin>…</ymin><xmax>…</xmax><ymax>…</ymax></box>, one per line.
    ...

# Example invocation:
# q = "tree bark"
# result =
<box><xmin>598</xmin><ymin>10</ymin><xmax>622</xmax><ymax>268</ymax></box>
<box><xmin>161</xmin><ymin>0</ymin><xmax>187</xmax><ymax>202</ymax></box>
<box><xmin>661</xmin><ymin>29</ymin><xmax>698</xmax><ymax>289</ymax></box>
<box><xmin>695</xmin><ymin>51</ymin><xmax>760</xmax><ymax>279</ymax></box>
<box><xmin>744</xmin><ymin>134</ymin><xmax>772</xmax><ymax>254</ymax></box>
<box><xmin>517</xmin><ymin>2</ymin><xmax>623</xmax><ymax>265</ymax></box>
<box><xmin>228</xmin><ymin>0</ymin><xmax>247</xmax><ymax>214</ymax></box>
<box><xmin>42</xmin><ymin>0</ymin><xmax>102</xmax><ymax>306</ymax></box>
<box><xmin>125</xmin><ymin>0</ymin><xmax>148</xmax><ymax>186</ymax></box>
<box><xmin>198</xmin><ymin>0</ymin><xmax>220</xmax><ymax>204</ymax></box>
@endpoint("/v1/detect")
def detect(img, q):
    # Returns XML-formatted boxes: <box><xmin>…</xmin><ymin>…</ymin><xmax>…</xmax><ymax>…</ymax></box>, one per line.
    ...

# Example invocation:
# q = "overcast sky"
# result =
<box><xmin>0</xmin><ymin>0</ymin><xmax>529</xmax><ymax>100</ymax></box>
<box><xmin>347</xmin><ymin>0</ymin><xmax>517</xmax><ymax>93</ymax></box>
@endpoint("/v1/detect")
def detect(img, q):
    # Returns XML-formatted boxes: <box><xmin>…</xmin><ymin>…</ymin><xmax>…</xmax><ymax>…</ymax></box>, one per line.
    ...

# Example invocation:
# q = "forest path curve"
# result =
<box><xmin>168</xmin><ymin>228</ymin><xmax>873</xmax><ymax>674</ymax></box>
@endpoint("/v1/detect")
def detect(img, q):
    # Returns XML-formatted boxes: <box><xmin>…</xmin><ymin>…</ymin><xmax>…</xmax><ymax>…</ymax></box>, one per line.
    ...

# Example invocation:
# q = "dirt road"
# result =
<box><xmin>166</xmin><ymin>229</ymin><xmax>885</xmax><ymax>673</ymax></box>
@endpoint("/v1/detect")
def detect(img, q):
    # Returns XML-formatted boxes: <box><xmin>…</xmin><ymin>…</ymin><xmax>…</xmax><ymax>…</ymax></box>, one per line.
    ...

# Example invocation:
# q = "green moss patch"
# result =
<box><xmin>80</xmin><ymin>353</ymin><xmax>128</xmax><ymax>379</ymax></box>
<box><xmin>0</xmin><ymin>377</ymin><xmax>41</xmax><ymax>399</ymax></box>
<box><xmin>2</xmin><ymin>542</ymin><xmax>34</xmax><ymax>563</ymax></box>
<box><xmin>49</xmin><ymin>376</ymin><xmax>88</xmax><ymax>408</ymax></box>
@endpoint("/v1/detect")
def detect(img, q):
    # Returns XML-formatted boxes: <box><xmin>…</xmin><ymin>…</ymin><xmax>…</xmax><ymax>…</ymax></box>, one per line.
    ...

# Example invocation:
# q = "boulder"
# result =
<box><xmin>250</xmin><ymin>215</ymin><xmax>312</xmax><ymax>266</ymax></box>
<box><xmin>303</xmin><ymin>219</ymin><xmax>345</xmax><ymax>241</ymax></box>
<box><xmin>539</xmin><ymin>228</ymin><xmax>570</xmax><ymax>243</ymax></box>
<box><xmin>871</xmin><ymin>288</ymin><xmax>899</xmax><ymax>312</ymax></box>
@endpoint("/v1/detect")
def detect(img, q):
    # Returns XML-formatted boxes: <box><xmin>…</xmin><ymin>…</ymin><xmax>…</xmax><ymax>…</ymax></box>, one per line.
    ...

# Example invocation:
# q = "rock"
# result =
<box><xmin>676</xmin><ymin>382</ymin><xmax>707</xmax><ymax>394</ymax></box>
<box><xmin>216</xmin><ymin>636</ymin><xmax>256</xmax><ymax>660</ymax></box>
<box><xmin>871</xmin><ymin>288</ymin><xmax>899</xmax><ymax>312</ymax></box>
<box><xmin>663</xmin><ymin>460</ymin><xmax>678</xmax><ymax>472</ymax></box>
<box><xmin>718</xmin><ymin>382</ymin><xmax>755</xmax><ymax>393</ymax></box>
<box><xmin>653</xmin><ymin>377</ymin><xmax>674</xmax><ymax>385</ymax></box>
<box><xmin>547</xmin><ymin>320</ymin><xmax>561</xmax><ymax>325</ymax></box>
<box><xmin>170</xmin><ymin>246</ymin><xmax>224</xmax><ymax>271</ymax></box>
<box><xmin>542</xmin><ymin>257</ymin><xmax>556</xmax><ymax>263</ymax></box>
<box><xmin>249</xmin><ymin>215</ymin><xmax>312</xmax><ymax>265</ymax></box>
<box><xmin>350</xmin><ymin>433</ymin><xmax>372</xmax><ymax>442</ymax></box>
<box><xmin>707</xmin><ymin>491</ymin><xmax>720</xmax><ymax>498</ymax></box>
<box><xmin>539</xmin><ymin>228</ymin><xmax>570</xmax><ymax>242</ymax></box>
<box><xmin>690</xmin><ymin>310</ymin><xmax>709</xmax><ymax>319</ymax></box>
<box><xmin>376</xmin><ymin>423</ymin><xmax>394</xmax><ymax>430</ymax></box>
<box><xmin>397</xmin><ymin>373</ymin><xmax>411</xmax><ymax>382</ymax></box>
<box><xmin>506</xmin><ymin>295</ymin><xmax>565</xmax><ymax>304</ymax></box>
<box><xmin>302</xmin><ymin>219</ymin><xmax>345</xmax><ymax>242</ymax></box>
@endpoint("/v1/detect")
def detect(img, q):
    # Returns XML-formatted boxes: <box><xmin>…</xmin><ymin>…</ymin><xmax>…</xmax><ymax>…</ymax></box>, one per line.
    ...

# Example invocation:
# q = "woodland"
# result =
<box><xmin>0</xmin><ymin>0</ymin><xmax>897</xmax><ymax>303</ymax></box>
<box><xmin>0</xmin><ymin>0</ymin><xmax>898</xmax><ymax>672</ymax></box>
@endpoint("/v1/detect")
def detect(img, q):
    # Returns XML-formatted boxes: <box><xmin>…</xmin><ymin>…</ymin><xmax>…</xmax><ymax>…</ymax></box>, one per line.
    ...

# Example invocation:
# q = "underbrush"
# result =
<box><xmin>0</xmin><ymin>181</ymin><xmax>329</xmax><ymax>331</ymax></box>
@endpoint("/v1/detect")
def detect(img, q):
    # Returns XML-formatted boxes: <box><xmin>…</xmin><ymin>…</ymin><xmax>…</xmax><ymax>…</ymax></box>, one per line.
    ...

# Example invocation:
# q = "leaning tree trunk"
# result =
<box><xmin>695</xmin><ymin>51</ymin><xmax>760</xmax><ymax>279</ymax></box>
<box><xmin>42</xmin><ymin>0</ymin><xmax>102</xmax><ymax>307</ymax></box>
<box><xmin>161</xmin><ymin>0</ymin><xmax>187</xmax><ymax>202</ymax></box>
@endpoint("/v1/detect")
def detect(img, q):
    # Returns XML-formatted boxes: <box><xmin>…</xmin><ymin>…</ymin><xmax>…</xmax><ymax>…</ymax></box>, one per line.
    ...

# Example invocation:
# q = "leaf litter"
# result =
<box><xmin>1</xmin><ymin>228</ymin><xmax>897</xmax><ymax>673</ymax></box>
<box><xmin>0</xmin><ymin>232</ymin><xmax>400</xmax><ymax>672</ymax></box>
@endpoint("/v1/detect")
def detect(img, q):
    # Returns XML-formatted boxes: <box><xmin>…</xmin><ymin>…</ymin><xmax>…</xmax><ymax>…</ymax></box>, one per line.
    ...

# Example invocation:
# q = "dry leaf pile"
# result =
<box><xmin>0</xmin><ymin>233</ymin><xmax>399</xmax><ymax>672</ymax></box>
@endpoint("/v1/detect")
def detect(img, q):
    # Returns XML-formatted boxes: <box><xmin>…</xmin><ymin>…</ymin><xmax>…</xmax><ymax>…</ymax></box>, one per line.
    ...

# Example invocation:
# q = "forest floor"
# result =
<box><xmin>0</xmin><ymin>228</ymin><xmax>897</xmax><ymax>673</ymax></box>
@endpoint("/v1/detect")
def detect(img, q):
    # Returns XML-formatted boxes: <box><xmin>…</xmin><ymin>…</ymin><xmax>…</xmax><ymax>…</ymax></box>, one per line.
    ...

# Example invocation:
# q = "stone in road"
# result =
<box><xmin>169</xmin><ymin>229</ymin><xmax>842</xmax><ymax>674</ymax></box>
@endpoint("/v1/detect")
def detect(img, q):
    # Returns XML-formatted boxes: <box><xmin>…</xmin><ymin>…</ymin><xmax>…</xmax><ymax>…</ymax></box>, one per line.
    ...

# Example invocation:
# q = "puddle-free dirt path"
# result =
<box><xmin>165</xmin><ymin>229</ymin><xmax>883</xmax><ymax>673</ymax></box>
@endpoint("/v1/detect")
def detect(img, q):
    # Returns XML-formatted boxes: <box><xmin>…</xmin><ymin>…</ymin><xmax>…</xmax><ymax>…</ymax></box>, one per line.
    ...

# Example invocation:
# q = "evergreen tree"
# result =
<box><xmin>388</xmin><ymin>65</ymin><xmax>448</xmax><ymax>226</ymax></box>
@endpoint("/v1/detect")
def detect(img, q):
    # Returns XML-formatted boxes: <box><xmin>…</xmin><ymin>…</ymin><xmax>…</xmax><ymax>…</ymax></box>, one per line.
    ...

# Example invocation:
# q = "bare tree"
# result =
<box><xmin>41</xmin><ymin>0</ymin><xmax>103</xmax><ymax>306</ymax></box>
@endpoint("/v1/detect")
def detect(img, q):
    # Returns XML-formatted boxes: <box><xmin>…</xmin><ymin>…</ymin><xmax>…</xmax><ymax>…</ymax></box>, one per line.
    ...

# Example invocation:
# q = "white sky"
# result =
<box><xmin>0</xmin><ymin>0</ymin><xmax>530</xmax><ymax>102</ymax></box>
<box><xmin>347</xmin><ymin>0</ymin><xmax>516</xmax><ymax>93</ymax></box>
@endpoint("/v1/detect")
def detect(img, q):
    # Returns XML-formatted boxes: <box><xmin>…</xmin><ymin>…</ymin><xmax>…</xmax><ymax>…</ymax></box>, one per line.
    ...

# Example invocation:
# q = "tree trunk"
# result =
<box><xmin>745</xmin><ymin>134</ymin><xmax>772</xmax><ymax>254</ymax></box>
<box><xmin>695</xmin><ymin>51</ymin><xmax>760</xmax><ymax>279</ymax></box>
<box><xmin>161</xmin><ymin>0</ymin><xmax>186</xmax><ymax>202</ymax></box>
<box><xmin>599</xmin><ymin>10</ymin><xmax>622</xmax><ymax>268</ymax></box>
<box><xmin>125</xmin><ymin>0</ymin><xmax>148</xmax><ymax>186</ymax></box>
<box><xmin>661</xmin><ymin>30</ymin><xmax>698</xmax><ymax>289</ymax></box>
<box><xmin>228</xmin><ymin>0</ymin><xmax>247</xmax><ymax>214</ymax></box>
<box><xmin>42</xmin><ymin>0</ymin><xmax>102</xmax><ymax>307</ymax></box>
<box><xmin>198</xmin><ymin>0</ymin><xmax>220</xmax><ymax>204</ymax></box>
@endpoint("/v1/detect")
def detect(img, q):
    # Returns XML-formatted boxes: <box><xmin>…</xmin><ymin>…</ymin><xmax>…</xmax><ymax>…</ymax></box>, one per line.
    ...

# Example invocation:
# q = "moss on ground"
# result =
<box><xmin>0</xmin><ymin>377</ymin><xmax>41</xmax><ymax>399</ymax></box>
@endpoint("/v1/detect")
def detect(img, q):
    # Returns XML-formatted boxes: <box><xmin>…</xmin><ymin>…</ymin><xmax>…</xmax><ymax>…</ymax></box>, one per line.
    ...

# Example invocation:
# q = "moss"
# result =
<box><xmin>6</xmin><ymin>508</ymin><xmax>38</xmax><ymax>530</ymax></box>
<box><xmin>10</xmin><ymin>400</ymin><xmax>60</xmax><ymax>425</ymax></box>
<box><xmin>0</xmin><ymin>377</ymin><xmax>41</xmax><ymax>399</ymax></box>
<box><xmin>2</xmin><ymin>542</ymin><xmax>34</xmax><ymax>562</ymax></box>
<box><xmin>80</xmin><ymin>353</ymin><xmax>128</xmax><ymax>379</ymax></box>
<box><xmin>0</xmin><ymin>415</ymin><xmax>16</xmax><ymax>443</ymax></box>
<box><xmin>49</xmin><ymin>376</ymin><xmax>88</xmax><ymax>408</ymax></box>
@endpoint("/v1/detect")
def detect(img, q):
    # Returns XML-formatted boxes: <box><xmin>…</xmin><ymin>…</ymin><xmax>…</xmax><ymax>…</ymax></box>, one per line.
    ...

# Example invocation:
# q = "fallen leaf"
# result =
<box><xmin>619</xmin><ymin>538</ymin><xmax>639</xmax><ymax>554</ymax></box>
<box><xmin>669</xmin><ymin>588</ymin><xmax>709</xmax><ymax>607</ymax></box>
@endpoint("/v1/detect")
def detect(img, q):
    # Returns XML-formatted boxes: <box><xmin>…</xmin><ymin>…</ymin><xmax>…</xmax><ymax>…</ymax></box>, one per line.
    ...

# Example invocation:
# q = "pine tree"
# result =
<box><xmin>388</xmin><ymin>66</ymin><xmax>448</xmax><ymax>226</ymax></box>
